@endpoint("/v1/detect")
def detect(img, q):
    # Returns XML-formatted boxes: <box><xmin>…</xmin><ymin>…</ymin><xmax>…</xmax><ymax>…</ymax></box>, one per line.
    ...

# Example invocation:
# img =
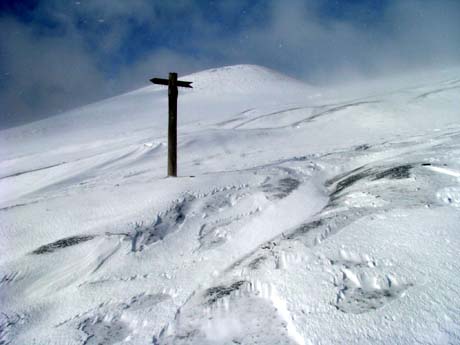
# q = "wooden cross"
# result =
<box><xmin>150</xmin><ymin>73</ymin><xmax>192</xmax><ymax>177</ymax></box>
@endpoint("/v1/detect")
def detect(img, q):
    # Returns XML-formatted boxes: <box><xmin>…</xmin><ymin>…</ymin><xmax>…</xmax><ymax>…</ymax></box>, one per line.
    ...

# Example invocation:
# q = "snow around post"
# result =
<box><xmin>1</xmin><ymin>64</ymin><xmax>460</xmax><ymax>345</ymax></box>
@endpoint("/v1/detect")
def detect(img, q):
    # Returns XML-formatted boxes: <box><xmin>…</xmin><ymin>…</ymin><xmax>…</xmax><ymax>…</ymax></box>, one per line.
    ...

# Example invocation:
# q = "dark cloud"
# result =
<box><xmin>0</xmin><ymin>15</ymin><xmax>108</xmax><ymax>126</ymax></box>
<box><xmin>1</xmin><ymin>0</ymin><xmax>459</xmax><ymax>128</ymax></box>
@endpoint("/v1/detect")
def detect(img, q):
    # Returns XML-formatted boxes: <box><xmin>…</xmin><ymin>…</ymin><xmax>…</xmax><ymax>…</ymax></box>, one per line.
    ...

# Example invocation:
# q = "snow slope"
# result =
<box><xmin>1</xmin><ymin>64</ymin><xmax>460</xmax><ymax>344</ymax></box>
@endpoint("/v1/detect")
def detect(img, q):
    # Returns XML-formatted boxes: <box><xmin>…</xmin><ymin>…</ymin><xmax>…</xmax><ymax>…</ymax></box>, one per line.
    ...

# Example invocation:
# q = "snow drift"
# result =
<box><xmin>1</xmin><ymin>64</ymin><xmax>460</xmax><ymax>345</ymax></box>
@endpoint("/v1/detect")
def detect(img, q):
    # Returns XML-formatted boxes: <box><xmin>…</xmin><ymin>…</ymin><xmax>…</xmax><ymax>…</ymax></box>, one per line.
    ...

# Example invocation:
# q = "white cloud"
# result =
<box><xmin>0</xmin><ymin>0</ymin><xmax>459</xmax><ymax>127</ymax></box>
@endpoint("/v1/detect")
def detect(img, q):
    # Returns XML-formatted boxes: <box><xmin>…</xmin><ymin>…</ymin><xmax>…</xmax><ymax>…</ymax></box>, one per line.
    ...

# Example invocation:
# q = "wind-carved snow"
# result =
<box><xmin>333</xmin><ymin>256</ymin><xmax>413</xmax><ymax>314</ymax></box>
<box><xmin>1</xmin><ymin>64</ymin><xmax>460</xmax><ymax>344</ymax></box>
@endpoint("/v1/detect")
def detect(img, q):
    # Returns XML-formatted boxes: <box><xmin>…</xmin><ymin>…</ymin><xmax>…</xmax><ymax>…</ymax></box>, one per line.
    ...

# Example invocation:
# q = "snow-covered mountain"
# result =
<box><xmin>1</xmin><ymin>64</ymin><xmax>460</xmax><ymax>345</ymax></box>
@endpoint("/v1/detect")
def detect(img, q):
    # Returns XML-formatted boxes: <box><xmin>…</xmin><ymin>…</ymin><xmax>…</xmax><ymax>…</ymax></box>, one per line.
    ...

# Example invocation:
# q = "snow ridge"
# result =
<box><xmin>1</xmin><ymin>65</ymin><xmax>460</xmax><ymax>344</ymax></box>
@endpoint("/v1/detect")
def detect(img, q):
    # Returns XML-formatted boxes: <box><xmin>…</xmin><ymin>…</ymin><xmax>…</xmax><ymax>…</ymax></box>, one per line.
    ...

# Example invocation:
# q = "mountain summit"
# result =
<box><xmin>1</xmin><ymin>65</ymin><xmax>460</xmax><ymax>344</ymax></box>
<box><xmin>184</xmin><ymin>64</ymin><xmax>313</xmax><ymax>93</ymax></box>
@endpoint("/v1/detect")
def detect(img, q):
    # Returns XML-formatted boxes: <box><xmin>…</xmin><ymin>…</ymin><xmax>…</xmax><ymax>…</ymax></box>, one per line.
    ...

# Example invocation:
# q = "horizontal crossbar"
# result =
<box><xmin>150</xmin><ymin>78</ymin><xmax>193</xmax><ymax>88</ymax></box>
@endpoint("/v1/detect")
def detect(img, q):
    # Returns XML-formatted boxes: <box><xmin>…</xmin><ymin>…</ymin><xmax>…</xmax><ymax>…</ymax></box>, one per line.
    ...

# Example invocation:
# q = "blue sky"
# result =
<box><xmin>1</xmin><ymin>0</ymin><xmax>459</xmax><ymax>127</ymax></box>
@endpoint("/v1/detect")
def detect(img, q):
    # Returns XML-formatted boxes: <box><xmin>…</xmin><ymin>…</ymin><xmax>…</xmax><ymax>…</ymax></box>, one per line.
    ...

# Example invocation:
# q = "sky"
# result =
<box><xmin>1</xmin><ymin>0</ymin><xmax>459</xmax><ymax>128</ymax></box>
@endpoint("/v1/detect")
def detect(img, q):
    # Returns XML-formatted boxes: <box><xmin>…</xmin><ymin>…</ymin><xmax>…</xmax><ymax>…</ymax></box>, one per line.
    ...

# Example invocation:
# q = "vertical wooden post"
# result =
<box><xmin>150</xmin><ymin>73</ymin><xmax>191</xmax><ymax>177</ymax></box>
<box><xmin>168</xmin><ymin>72</ymin><xmax>178</xmax><ymax>177</ymax></box>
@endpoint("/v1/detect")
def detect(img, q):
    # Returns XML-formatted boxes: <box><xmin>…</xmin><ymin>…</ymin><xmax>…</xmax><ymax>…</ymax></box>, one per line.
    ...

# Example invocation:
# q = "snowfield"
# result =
<box><xmin>1</xmin><ymin>64</ymin><xmax>460</xmax><ymax>344</ymax></box>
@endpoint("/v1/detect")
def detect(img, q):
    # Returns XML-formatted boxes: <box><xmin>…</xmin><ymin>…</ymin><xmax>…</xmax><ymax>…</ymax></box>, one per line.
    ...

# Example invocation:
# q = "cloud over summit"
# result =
<box><xmin>1</xmin><ymin>0</ymin><xmax>459</xmax><ymax>127</ymax></box>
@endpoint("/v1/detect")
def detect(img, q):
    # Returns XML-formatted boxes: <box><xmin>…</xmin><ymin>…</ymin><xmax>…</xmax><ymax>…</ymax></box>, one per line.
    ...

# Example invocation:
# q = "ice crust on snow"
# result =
<box><xmin>1</xmin><ymin>64</ymin><xmax>460</xmax><ymax>344</ymax></box>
